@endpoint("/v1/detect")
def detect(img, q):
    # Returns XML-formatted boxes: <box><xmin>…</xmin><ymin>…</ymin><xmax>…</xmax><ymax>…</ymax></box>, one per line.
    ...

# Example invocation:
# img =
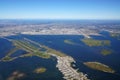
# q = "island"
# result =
<box><xmin>101</xmin><ymin>49</ymin><xmax>112</xmax><ymax>56</ymax></box>
<box><xmin>84</xmin><ymin>62</ymin><xmax>115</xmax><ymax>73</ymax></box>
<box><xmin>33</xmin><ymin>67</ymin><xmax>46</xmax><ymax>74</ymax></box>
<box><xmin>81</xmin><ymin>38</ymin><xmax>111</xmax><ymax>46</ymax></box>
<box><xmin>64</xmin><ymin>39</ymin><xmax>76</xmax><ymax>45</ymax></box>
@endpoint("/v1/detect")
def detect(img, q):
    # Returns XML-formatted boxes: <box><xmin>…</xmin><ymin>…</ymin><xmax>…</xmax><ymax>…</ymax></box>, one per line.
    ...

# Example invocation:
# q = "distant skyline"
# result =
<box><xmin>0</xmin><ymin>0</ymin><xmax>120</xmax><ymax>20</ymax></box>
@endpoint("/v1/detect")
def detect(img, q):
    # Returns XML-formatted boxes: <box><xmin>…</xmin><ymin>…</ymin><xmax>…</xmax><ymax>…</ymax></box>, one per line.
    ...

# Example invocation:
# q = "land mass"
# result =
<box><xmin>81</xmin><ymin>38</ymin><xmax>111</xmax><ymax>47</ymax></box>
<box><xmin>1</xmin><ymin>39</ymin><xmax>51</xmax><ymax>62</ymax></box>
<box><xmin>0</xmin><ymin>38</ymin><xmax>89</xmax><ymax>80</ymax></box>
<box><xmin>64</xmin><ymin>39</ymin><xmax>76</xmax><ymax>45</ymax></box>
<box><xmin>33</xmin><ymin>67</ymin><xmax>46</xmax><ymax>74</ymax></box>
<box><xmin>84</xmin><ymin>62</ymin><xmax>115</xmax><ymax>73</ymax></box>
<box><xmin>101</xmin><ymin>49</ymin><xmax>112</xmax><ymax>56</ymax></box>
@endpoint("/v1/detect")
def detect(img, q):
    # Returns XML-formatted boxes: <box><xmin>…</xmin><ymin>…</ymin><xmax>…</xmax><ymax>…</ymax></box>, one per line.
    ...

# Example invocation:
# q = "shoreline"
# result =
<box><xmin>49</xmin><ymin>53</ymin><xmax>89</xmax><ymax>80</ymax></box>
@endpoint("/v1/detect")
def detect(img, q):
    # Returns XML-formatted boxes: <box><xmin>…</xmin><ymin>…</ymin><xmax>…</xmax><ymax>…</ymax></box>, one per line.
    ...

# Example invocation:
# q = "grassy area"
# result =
<box><xmin>43</xmin><ymin>45</ymin><xmax>66</xmax><ymax>57</ymax></box>
<box><xmin>84</xmin><ymin>62</ymin><xmax>115</xmax><ymax>73</ymax></box>
<box><xmin>35</xmin><ymin>52</ymin><xmax>50</xmax><ymax>59</ymax></box>
<box><xmin>24</xmin><ymin>38</ymin><xmax>67</xmax><ymax>57</ymax></box>
<box><xmin>13</xmin><ymin>40</ymin><xmax>37</xmax><ymax>52</ymax></box>
<box><xmin>2</xmin><ymin>56</ymin><xmax>12</xmax><ymax>61</ymax></box>
<box><xmin>101</xmin><ymin>49</ymin><xmax>112</xmax><ymax>56</ymax></box>
<box><xmin>81</xmin><ymin>38</ymin><xmax>111</xmax><ymax>47</ymax></box>
<box><xmin>64</xmin><ymin>40</ymin><xmax>76</xmax><ymax>45</ymax></box>
<box><xmin>1</xmin><ymin>55</ymin><xmax>18</xmax><ymax>62</ymax></box>
<box><xmin>33</xmin><ymin>67</ymin><xmax>46</xmax><ymax>74</ymax></box>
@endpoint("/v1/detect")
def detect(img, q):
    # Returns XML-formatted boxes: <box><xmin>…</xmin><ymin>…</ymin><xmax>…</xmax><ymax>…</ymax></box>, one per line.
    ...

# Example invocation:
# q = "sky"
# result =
<box><xmin>0</xmin><ymin>0</ymin><xmax>120</xmax><ymax>20</ymax></box>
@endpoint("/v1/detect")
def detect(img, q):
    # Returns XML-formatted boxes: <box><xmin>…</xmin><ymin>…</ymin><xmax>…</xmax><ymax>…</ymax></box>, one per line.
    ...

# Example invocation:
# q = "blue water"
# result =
<box><xmin>0</xmin><ymin>38</ymin><xmax>13</xmax><ymax>59</ymax></box>
<box><xmin>0</xmin><ymin>56</ymin><xmax>64</xmax><ymax>80</ymax></box>
<box><xmin>1</xmin><ymin>33</ymin><xmax>120</xmax><ymax>80</ymax></box>
<box><xmin>10</xmin><ymin>49</ymin><xmax>27</xmax><ymax>57</ymax></box>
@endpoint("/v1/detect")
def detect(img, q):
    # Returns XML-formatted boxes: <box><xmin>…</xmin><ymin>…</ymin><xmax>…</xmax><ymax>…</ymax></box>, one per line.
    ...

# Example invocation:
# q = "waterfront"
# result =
<box><xmin>0</xmin><ymin>33</ymin><xmax>120</xmax><ymax>80</ymax></box>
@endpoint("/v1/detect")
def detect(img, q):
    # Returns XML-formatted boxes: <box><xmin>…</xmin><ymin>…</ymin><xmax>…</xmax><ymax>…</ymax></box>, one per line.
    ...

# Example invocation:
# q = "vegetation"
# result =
<box><xmin>12</xmin><ymin>40</ymin><xmax>51</xmax><ymax>59</ymax></box>
<box><xmin>64</xmin><ymin>39</ymin><xmax>76</xmax><ymax>45</ymax></box>
<box><xmin>84</xmin><ymin>62</ymin><xmax>115</xmax><ymax>73</ymax></box>
<box><xmin>81</xmin><ymin>38</ymin><xmax>111</xmax><ymax>47</ymax></box>
<box><xmin>23</xmin><ymin>38</ymin><xmax>67</xmax><ymax>57</ymax></box>
<box><xmin>2</xmin><ymin>56</ymin><xmax>12</xmax><ymax>61</ymax></box>
<box><xmin>19</xmin><ymin>53</ymin><xmax>33</xmax><ymax>58</ymax></box>
<box><xmin>1</xmin><ymin>38</ymin><xmax>67</xmax><ymax>62</ymax></box>
<box><xmin>43</xmin><ymin>45</ymin><xmax>66</xmax><ymax>57</ymax></box>
<box><xmin>101</xmin><ymin>49</ymin><xmax>112</xmax><ymax>56</ymax></box>
<box><xmin>22</xmin><ymin>38</ymin><xmax>66</xmax><ymax>57</ymax></box>
<box><xmin>35</xmin><ymin>52</ymin><xmax>50</xmax><ymax>59</ymax></box>
<box><xmin>33</xmin><ymin>67</ymin><xmax>46</xmax><ymax>74</ymax></box>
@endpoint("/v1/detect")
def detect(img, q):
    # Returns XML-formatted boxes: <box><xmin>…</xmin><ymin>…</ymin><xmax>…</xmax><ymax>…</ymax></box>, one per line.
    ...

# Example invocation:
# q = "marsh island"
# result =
<box><xmin>84</xmin><ymin>62</ymin><xmax>115</xmax><ymax>73</ymax></box>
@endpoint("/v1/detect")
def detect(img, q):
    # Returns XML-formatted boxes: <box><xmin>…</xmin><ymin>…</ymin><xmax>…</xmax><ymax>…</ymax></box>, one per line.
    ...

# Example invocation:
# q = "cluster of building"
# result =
<box><xmin>0</xmin><ymin>24</ymin><xmax>99</xmax><ymax>38</ymax></box>
<box><xmin>56</xmin><ymin>56</ymin><xmax>89</xmax><ymax>80</ymax></box>
<box><xmin>0</xmin><ymin>21</ymin><xmax>120</xmax><ymax>38</ymax></box>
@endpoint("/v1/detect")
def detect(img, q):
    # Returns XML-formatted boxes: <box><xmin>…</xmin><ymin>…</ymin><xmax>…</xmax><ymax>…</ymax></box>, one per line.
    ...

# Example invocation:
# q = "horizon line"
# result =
<box><xmin>0</xmin><ymin>18</ymin><xmax>120</xmax><ymax>21</ymax></box>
